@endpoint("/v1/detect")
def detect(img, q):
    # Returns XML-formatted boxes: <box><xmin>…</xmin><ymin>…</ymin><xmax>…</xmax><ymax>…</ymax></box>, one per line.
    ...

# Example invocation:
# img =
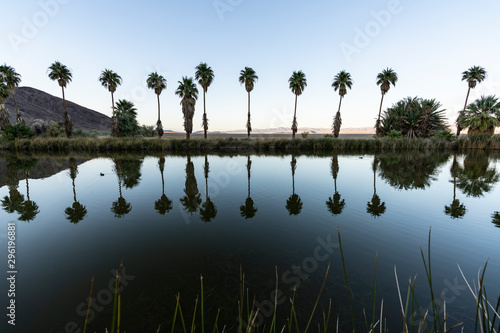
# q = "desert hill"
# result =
<box><xmin>4</xmin><ymin>87</ymin><xmax>110</xmax><ymax>131</ymax></box>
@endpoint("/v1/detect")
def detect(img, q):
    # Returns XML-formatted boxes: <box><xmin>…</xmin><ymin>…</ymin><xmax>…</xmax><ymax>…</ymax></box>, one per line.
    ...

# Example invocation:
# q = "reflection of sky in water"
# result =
<box><xmin>0</xmin><ymin>154</ymin><xmax>499</xmax><ymax>332</ymax></box>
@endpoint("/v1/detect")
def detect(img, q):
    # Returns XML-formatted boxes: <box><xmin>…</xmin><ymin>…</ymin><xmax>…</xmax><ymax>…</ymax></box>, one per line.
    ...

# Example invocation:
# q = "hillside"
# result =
<box><xmin>4</xmin><ymin>87</ymin><xmax>110</xmax><ymax>131</ymax></box>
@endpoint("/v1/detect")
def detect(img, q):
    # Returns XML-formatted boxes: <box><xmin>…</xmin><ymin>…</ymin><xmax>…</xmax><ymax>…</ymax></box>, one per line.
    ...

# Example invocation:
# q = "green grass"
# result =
<box><xmin>2</xmin><ymin>135</ymin><xmax>500</xmax><ymax>153</ymax></box>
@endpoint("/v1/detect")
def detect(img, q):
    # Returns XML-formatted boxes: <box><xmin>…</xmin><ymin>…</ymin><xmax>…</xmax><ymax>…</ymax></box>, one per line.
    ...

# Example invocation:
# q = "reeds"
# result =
<box><xmin>78</xmin><ymin>229</ymin><xmax>498</xmax><ymax>333</ymax></box>
<box><xmin>1</xmin><ymin>135</ymin><xmax>500</xmax><ymax>153</ymax></box>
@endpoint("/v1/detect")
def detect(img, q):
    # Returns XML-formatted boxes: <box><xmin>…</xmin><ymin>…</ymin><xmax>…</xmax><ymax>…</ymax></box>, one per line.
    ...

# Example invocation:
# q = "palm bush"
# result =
<box><xmin>458</xmin><ymin>95</ymin><xmax>500</xmax><ymax>136</ymax></box>
<box><xmin>115</xmin><ymin>99</ymin><xmax>139</xmax><ymax>137</ymax></box>
<box><xmin>380</xmin><ymin>97</ymin><xmax>448</xmax><ymax>138</ymax></box>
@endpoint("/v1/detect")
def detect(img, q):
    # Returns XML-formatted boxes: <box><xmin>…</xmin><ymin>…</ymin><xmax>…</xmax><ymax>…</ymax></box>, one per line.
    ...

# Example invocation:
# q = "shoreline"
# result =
<box><xmin>1</xmin><ymin>135</ymin><xmax>500</xmax><ymax>153</ymax></box>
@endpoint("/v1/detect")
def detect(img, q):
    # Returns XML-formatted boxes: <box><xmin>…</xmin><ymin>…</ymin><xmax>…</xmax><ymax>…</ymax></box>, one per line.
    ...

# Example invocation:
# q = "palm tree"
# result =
<box><xmin>64</xmin><ymin>158</ymin><xmax>87</xmax><ymax>223</ymax></box>
<box><xmin>154</xmin><ymin>157</ymin><xmax>173</xmax><ymax>215</ymax></box>
<box><xmin>366</xmin><ymin>156</ymin><xmax>386</xmax><ymax>218</ymax></box>
<box><xmin>240</xmin><ymin>155</ymin><xmax>257</xmax><ymax>219</ymax></box>
<box><xmin>457</xmin><ymin>66</ymin><xmax>487</xmax><ymax>136</ymax></box>
<box><xmin>0</xmin><ymin>79</ymin><xmax>10</xmax><ymax>130</ymax></box>
<box><xmin>331</xmin><ymin>70</ymin><xmax>353</xmax><ymax>138</ymax></box>
<box><xmin>147</xmin><ymin>72</ymin><xmax>167</xmax><ymax>139</ymax></box>
<box><xmin>0</xmin><ymin>65</ymin><xmax>23</xmax><ymax>124</ymax></box>
<box><xmin>200</xmin><ymin>155</ymin><xmax>217</xmax><ymax>222</ymax></box>
<box><xmin>326</xmin><ymin>156</ymin><xmax>345</xmax><ymax>216</ymax></box>
<box><xmin>458</xmin><ymin>95</ymin><xmax>500</xmax><ymax>136</ymax></box>
<box><xmin>47</xmin><ymin>61</ymin><xmax>73</xmax><ymax>138</ymax></box>
<box><xmin>175</xmin><ymin>77</ymin><xmax>199</xmax><ymax>139</ymax></box>
<box><xmin>380</xmin><ymin>97</ymin><xmax>448</xmax><ymax>138</ymax></box>
<box><xmin>239</xmin><ymin>67</ymin><xmax>258</xmax><ymax>138</ymax></box>
<box><xmin>195</xmin><ymin>63</ymin><xmax>215</xmax><ymax>139</ymax></box>
<box><xmin>375</xmin><ymin>68</ymin><xmax>398</xmax><ymax>137</ymax></box>
<box><xmin>99</xmin><ymin>69</ymin><xmax>122</xmax><ymax>137</ymax></box>
<box><xmin>115</xmin><ymin>99</ymin><xmax>139</xmax><ymax>136</ymax></box>
<box><xmin>288</xmin><ymin>71</ymin><xmax>307</xmax><ymax>139</ymax></box>
<box><xmin>444</xmin><ymin>155</ymin><xmax>466</xmax><ymax>219</ymax></box>
<box><xmin>286</xmin><ymin>155</ymin><xmax>303</xmax><ymax>215</ymax></box>
<box><xmin>180</xmin><ymin>155</ymin><xmax>202</xmax><ymax>214</ymax></box>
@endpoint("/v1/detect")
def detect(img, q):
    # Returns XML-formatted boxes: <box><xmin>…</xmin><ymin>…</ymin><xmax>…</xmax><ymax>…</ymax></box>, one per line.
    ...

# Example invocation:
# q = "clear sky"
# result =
<box><xmin>2</xmin><ymin>0</ymin><xmax>499</xmax><ymax>131</ymax></box>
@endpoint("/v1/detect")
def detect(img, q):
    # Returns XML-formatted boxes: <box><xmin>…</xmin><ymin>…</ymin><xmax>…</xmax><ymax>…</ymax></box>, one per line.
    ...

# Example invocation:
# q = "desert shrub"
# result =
<box><xmin>3</xmin><ymin>124</ymin><xmax>35</xmax><ymax>140</ymax></box>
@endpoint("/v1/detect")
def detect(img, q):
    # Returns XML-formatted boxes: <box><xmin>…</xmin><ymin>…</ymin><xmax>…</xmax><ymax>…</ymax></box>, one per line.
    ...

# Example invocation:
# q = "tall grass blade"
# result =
<box><xmin>110</xmin><ymin>270</ymin><xmax>119</xmax><ymax>333</ymax></box>
<box><xmin>83</xmin><ymin>276</ymin><xmax>94</xmax><ymax>333</ymax></box>
<box><xmin>201</xmin><ymin>275</ymin><xmax>205</xmax><ymax>333</ymax></box>
<box><xmin>338</xmin><ymin>227</ymin><xmax>356</xmax><ymax>332</ymax></box>
<box><xmin>304</xmin><ymin>263</ymin><xmax>330</xmax><ymax>333</ymax></box>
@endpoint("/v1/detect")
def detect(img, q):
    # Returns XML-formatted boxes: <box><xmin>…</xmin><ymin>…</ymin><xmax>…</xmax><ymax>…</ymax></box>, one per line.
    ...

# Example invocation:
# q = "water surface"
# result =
<box><xmin>1</xmin><ymin>152</ymin><xmax>499</xmax><ymax>332</ymax></box>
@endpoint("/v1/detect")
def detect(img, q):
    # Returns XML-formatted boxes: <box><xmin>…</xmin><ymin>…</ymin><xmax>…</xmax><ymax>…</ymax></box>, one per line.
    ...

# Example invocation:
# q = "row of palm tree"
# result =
<box><xmin>0</xmin><ymin>63</ymin><xmax>494</xmax><ymax>139</ymax></box>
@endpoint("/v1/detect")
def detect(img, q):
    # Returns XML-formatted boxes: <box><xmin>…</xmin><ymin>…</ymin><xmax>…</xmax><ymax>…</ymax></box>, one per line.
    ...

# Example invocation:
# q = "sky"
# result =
<box><xmin>2</xmin><ymin>0</ymin><xmax>500</xmax><ymax>132</ymax></box>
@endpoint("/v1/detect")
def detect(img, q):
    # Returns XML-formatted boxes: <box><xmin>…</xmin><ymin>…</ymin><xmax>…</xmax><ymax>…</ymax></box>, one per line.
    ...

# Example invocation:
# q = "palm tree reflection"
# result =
<box><xmin>240</xmin><ymin>155</ymin><xmax>257</xmax><ymax>219</ymax></box>
<box><xmin>111</xmin><ymin>158</ymin><xmax>140</xmax><ymax>218</ymax></box>
<box><xmin>1</xmin><ymin>157</ymin><xmax>39</xmax><ymax>222</ymax></box>
<box><xmin>154</xmin><ymin>157</ymin><xmax>173</xmax><ymax>215</ymax></box>
<box><xmin>492</xmin><ymin>212</ymin><xmax>500</xmax><ymax>229</ymax></box>
<box><xmin>366</xmin><ymin>156</ymin><xmax>386</xmax><ymax>218</ymax></box>
<box><xmin>456</xmin><ymin>153</ymin><xmax>499</xmax><ymax>198</ymax></box>
<box><xmin>286</xmin><ymin>155</ymin><xmax>303</xmax><ymax>215</ymax></box>
<box><xmin>180</xmin><ymin>155</ymin><xmax>202</xmax><ymax>214</ymax></box>
<box><xmin>200</xmin><ymin>155</ymin><xmax>217</xmax><ymax>222</ymax></box>
<box><xmin>326</xmin><ymin>155</ymin><xmax>345</xmax><ymax>216</ymax></box>
<box><xmin>64</xmin><ymin>158</ymin><xmax>87</xmax><ymax>224</ymax></box>
<box><xmin>444</xmin><ymin>155</ymin><xmax>467</xmax><ymax>219</ymax></box>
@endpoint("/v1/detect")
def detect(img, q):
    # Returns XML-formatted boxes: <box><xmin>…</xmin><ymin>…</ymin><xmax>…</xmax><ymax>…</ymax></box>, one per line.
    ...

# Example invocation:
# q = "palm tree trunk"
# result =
<box><xmin>62</xmin><ymin>86</ymin><xmax>72</xmax><ymax>138</ymax></box>
<box><xmin>373</xmin><ymin>165</ymin><xmax>376</xmax><ymax>196</ymax></box>
<box><xmin>203</xmin><ymin>90</ymin><xmax>207</xmax><ymax>139</ymax></box>
<box><xmin>72</xmin><ymin>178</ymin><xmax>77</xmax><ymax>202</ymax></box>
<box><xmin>247</xmin><ymin>155</ymin><xmax>251</xmax><ymax>198</ymax></box>
<box><xmin>376</xmin><ymin>93</ymin><xmax>385</xmax><ymax>138</ymax></box>
<box><xmin>247</xmin><ymin>91</ymin><xmax>251</xmax><ymax>138</ymax></box>
<box><xmin>161</xmin><ymin>169</ymin><xmax>165</xmax><ymax>196</ymax></box>
<box><xmin>457</xmin><ymin>87</ymin><xmax>471</xmax><ymax>136</ymax></box>
<box><xmin>333</xmin><ymin>95</ymin><xmax>343</xmax><ymax>138</ymax></box>
<box><xmin>292</xmin><ymin>94</ymin><xmax>298</xmax><ymax>139</ymax></box>
<box><xmin>111</xmin><ymin>91</ymin><xmax>119</xmax><ymax>137</ymax></box>
<box><xmin>12</xmin><ymin>89</ymin><xmax>23</xmax><ymax>125</ymax></box>
<box><xmin>157</xmin><ymin>93</ymin><xmax>161</xmax><ymax>122</ymax></box>
<box><xmin>157</xmin><ymin>93</ymin><xmax>163</xmax><ymax>139</ymax></box>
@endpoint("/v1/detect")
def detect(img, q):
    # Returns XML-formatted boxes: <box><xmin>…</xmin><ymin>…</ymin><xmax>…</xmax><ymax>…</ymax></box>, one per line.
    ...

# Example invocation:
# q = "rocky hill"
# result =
<box><xmin>4</xmin><ymin>87</ymin><xmax>110</xmax><ymax>131</ymax></box>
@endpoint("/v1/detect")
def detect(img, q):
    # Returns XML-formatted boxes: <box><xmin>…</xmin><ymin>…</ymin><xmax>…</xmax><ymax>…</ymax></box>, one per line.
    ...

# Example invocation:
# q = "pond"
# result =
<box><xmin>1</xmin><ymin>151</ymin><xmax>499</xmax><ymax>332</ymax></box>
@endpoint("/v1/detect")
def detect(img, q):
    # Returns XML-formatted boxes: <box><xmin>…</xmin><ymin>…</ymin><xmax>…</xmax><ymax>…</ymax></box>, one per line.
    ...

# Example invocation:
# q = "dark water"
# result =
<box><xmin>1</xmin><ymin>152</ymin><xmax>499</xmax><ymax>332</ymax></box>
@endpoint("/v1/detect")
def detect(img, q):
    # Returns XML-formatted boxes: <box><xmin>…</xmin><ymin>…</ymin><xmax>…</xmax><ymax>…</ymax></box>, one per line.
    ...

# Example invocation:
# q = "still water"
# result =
<box><xmin>1</xmin><ymin>152</ymin><xmax>499</xmax><ymax>332</ymax></box>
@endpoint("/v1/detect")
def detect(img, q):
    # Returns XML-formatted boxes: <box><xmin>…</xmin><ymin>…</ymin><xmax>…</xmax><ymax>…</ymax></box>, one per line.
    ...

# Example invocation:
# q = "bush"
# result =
<box><xmin>139</xmin><ymin>125</ymin><xmax>156</xmax><ymax>137</ymax></box>
<box><xmin>387</xmin><ymin>129</ymin><xmax>402</xmax><ymax>139</ymax></box>
<box><xmin>433</xmin><ymin>130</ymin><xmax>454</xmax><ymax>141</ymax></box>
<box><xmin>324</xmin><ymin>134</ymin><xmax>333</xmax><ymax>138</ymax></box>
<box><xmin>2</xmin><ymin>124</ymin><xmax>35</xmax><ymax>140</ymax></box>
<box><xmin>301</xmin><ymin>131</ymin><xmax>309</xmax><ymax>139</ymax></box>
<box><xmin>43</xmin><ymin>122</ymin><xmax>65</xmax><ymax>137</ymax></box>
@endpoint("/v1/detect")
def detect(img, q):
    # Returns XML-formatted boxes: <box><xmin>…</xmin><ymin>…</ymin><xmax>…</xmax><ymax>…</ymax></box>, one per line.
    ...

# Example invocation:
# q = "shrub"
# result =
<box><xmin>139</xmin><ymin>125</ymin><xmax>156</xmax><ymax>137</ymax></box>
<box><xmin>2</xmin><ymin>124</ymin><xmax>35</xmax><ymax>140</ymax></box>
<box><xmin>433</xmin><ymin>130</ymin><xmax>454</xmax><ymax>141</ymax></box>
<box><xmin>387</xmin><ymin>129</ymin><xmax>402</xmax><ymax>138</ymax></box>
<box><xmin>324</xmin><ymin>134</ymin><xmax>333</xmax><ymax>138</ymax></box>
<box><xmin>43</xmin><ymin>122</ymin><xmax>65</xmax><ymax>137</ymax></box>
<box><xmin>301</xmin><ymin>131</ymin><xmax>309</xmax><ymax>139</ymax></box>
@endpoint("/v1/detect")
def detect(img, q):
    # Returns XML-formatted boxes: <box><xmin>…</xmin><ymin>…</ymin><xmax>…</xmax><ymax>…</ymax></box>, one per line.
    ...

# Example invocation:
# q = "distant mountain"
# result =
<box><xmin>224</xmin><ymin>126</ymin><xmax>375</xmax><ymax>134</ymax></box>
<box><xmin>4</xmin><ymin>87</ymin><xmax>110</xmax><ymax>131</ymax></box>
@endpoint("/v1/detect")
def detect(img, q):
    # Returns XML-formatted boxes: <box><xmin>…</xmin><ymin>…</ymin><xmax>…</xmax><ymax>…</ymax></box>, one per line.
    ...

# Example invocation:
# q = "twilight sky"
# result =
<box><xmin>2</xmin><ymin>0</ymin><xmax>499</xmax><ymax>131</ymax></box>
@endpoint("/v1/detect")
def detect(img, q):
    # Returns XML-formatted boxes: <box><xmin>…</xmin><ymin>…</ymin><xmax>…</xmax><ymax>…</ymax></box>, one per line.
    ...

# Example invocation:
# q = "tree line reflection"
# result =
<box><xmin>2</xmin><ymin>153</ymin><xmax>500</xmax><ymax>227</ymax></box>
